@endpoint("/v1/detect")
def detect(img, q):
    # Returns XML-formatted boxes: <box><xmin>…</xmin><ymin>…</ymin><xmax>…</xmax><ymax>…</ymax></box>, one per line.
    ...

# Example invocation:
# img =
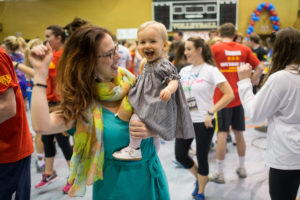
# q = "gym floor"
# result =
<box><xmin>28</xmin><ymin>112</ymin><xmax>281</xmax><ymax>200</ymax></box>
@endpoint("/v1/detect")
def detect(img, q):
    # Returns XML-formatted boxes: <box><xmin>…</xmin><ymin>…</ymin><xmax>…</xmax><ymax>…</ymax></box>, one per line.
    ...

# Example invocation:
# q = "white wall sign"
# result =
<box><xmin>116</xmin><ymin>28</ymin><xmax>138</xmax><ymax>40</ymax></box>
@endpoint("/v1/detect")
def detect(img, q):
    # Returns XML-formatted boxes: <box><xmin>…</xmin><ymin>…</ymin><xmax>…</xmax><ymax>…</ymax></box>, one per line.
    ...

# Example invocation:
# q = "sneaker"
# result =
<box><xmin>196</xmin><ymin>193</ymin><xmax>205</xmax><ymax>200</ymax></box>
<box><xmin>192</xmin><ymin>180</ymin><xmax>198</xmax><ymax>197</ymax></box>
<box><xmin>209</xmin><ymin>172</ymin><xmax>225</xmax><ymax>184</ymax></box>
<box><xmin>255</xmin><ymin>125</ymin><xmax>268</xmax><ymax>133</ymax></box>
<box><xmin>236</xmin><ymin>167</ymin><xmax>247</xmax><ymax>178</ymax></box>
<box><xmin>35</xmin><ymin>171</ymin><xmax>59</xmax><ymax>188</ymax></box>
<box><xmin>209</xmin><ymin>142</ymin><xmax>215</xmax><ymax>151</ymax></box>
<box><xmin>227</xmin><ymin>135</ymin><xmax>232</xmax><ymax>143</ymax></box>
<box><xmin>172</xmin><ymin>160</ymin><xmax>184</xmax><ymax>168</ymax></box>
<box><xmin>62</xmin><ymin>179</ymin><xmax>74</xmax><ymax>194</ymax></box>
<box><xmin>35</xmin><ymin>159</ymin><xmax>45</xmax><ymax>173</ymax></box>
<box><xmin>232</xmin><ymin>136</ymin><xmax>237</xmax><ymax>146</ymax></box>
<box><xmin>112</xmin><ymin>146</ymin><xmax>142</xmax><ymax>160</ymax></box>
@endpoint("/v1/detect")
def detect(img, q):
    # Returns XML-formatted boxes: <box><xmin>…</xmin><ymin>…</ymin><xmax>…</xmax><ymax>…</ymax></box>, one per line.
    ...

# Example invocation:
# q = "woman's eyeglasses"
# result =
<box><xmin>98</xmin><ymin>43</ymin><xmax>119</xmax><ymax>59</ymax></box>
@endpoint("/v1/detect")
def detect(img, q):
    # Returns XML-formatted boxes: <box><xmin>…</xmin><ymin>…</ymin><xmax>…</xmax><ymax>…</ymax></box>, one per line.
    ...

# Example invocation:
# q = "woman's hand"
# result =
<box><xmin>29</xmin><ymin>43</ymin><xmax>53</xmax><ymax>81</ymax></box>
<box><xmin>238</xmin><ymin>63</ymin><xmax>252</xmax><ymax>80</ymax></box>
<box><xmin>204</xmin><ymin>114</ymin><xmax>214</xmax><ymax>128</ymax></box>
<box><xmin>129</xmin><ymin>120</ymin><xmax>157</xmax><ymax>140</ymax></box>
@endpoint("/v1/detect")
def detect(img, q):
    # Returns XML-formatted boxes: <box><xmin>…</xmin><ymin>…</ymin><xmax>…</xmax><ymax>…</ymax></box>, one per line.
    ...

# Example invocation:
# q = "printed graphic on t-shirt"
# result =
<box><xmin>219</xmin><ymin>50</ymin><xmax>245</xmax><ymax>72</ymax></box>
<box><xmin>49</xmin><ymin>61</ymin><xmax>56</xmax><ymax>69</ymax></box>
<box><xmin>181</xmin><ymin>74</ymin><xmax>204</xmax><ymax>93</ymax></box>
<box><xmin>0</xmin><ymin>74</ymin><xmax>12</xmax><ymax>87</ymax></box>
<box><xmin>225</xmin><ymin>50</ymin><xmax>241</xmax><ymax>56</ymax></box>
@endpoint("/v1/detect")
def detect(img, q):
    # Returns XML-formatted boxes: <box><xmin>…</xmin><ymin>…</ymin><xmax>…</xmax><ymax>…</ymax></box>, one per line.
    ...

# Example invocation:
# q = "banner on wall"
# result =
<box><xmin>183</xmin><ymin>31</ymin><xmax>209</xmax><ymax>41</ymax></box>
<box><xmin>116</xmin><ymin>28</ymin><xmax>138</xmax><ymax>40</ymax></box>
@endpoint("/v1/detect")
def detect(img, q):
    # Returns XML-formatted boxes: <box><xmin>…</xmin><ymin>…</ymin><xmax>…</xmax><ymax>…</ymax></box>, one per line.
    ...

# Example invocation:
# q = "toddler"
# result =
<box><xmin>113</xmin><ymin>21</ymin><xmax>194</xmax><ymax>160</ymax></box>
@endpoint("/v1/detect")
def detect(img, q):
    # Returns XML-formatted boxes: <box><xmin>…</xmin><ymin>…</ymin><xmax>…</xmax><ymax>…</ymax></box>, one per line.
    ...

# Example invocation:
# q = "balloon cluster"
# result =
<box><xmin>247</xmin><ymin>2</ymin><xmax>280</xmax><ymax>35</ymax></box>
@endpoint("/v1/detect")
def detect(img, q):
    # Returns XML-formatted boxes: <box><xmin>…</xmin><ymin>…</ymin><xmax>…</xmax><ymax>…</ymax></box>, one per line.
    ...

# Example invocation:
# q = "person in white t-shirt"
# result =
<box><xmin>237</xmin><ymin>27</ymin><xmax>300</xmax><ymax>200</ymax></box>
<box><xmin>175</xmin><ymin>37</ymin><xmax>234</xmax><ymax>200</ymax></box>
<box><xmin>117</xmin><ymin>44</ymin><xmax>132</xmax><ymax>69</ymax></box>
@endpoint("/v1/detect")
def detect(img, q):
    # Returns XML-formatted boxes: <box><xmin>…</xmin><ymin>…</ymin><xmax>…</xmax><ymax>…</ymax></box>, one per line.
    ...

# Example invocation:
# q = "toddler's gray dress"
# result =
<box><xmin>128</xmin><ymin>58</ymin><xmax>194</xmax><ymax>140</ymax></box>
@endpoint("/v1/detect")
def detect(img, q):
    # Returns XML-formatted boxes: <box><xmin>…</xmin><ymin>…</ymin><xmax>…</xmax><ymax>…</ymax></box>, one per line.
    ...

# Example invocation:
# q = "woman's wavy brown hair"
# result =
<box><xmin>55</xmin><ymin>25</ymin><xmax>111</xmax><ymax>123</ymax></box>
<box><xmin>263</xmin><ymin>27</ymin><xmax>300</xmax><ymax>84</ymax></box>
<box><xmin>187</xmin><ymin>37</ymin><xmax>216</xmax><ymax>66</ymax></box>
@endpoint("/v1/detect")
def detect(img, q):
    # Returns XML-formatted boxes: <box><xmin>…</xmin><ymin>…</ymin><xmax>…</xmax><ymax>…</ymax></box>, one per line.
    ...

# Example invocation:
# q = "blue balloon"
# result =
<box><xmin>274</xmin><ymin>16</ymin><xmax>279</xmax><ymax>22</ymax></box>
<box><xmin>270</xmin><ymin>16</ymin><xmax>274</xmax><ymax>21</ymax></box>
<box><xmin>254</xmin><ymin>16</ymin><xmax>260</xmax><ymax>21</ymax></box>
<box><xmin>268</xmin><ymin>4</ymin><xmax>275</xmax><ymax>11</ymax></box>
<box><xmin>249</xmin><ymin>25</ymin><xmax>254</xmax><ymax>32</ymax></box>
<box><xmin>247</xmin><ymin>29</ymin><xmax>252</xmax><ymax>35</ymax></box>
<box><xmin>257</xmin><ymin>5</ymin><xmax>262</xmax><ymax>11</ymax></box>
<box><xmin>272</xmin><ymin>25</ymin><xmax>279</xmax><ymax>31</ymax></box>
<box><xmin>260</xmin><ymin>2</ymin><xmax>266</xmax><ymax>8</ymax></box>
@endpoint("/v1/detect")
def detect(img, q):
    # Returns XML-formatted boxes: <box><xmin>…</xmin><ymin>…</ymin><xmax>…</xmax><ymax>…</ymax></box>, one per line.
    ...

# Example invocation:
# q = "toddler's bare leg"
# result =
<box><xmin>129</xmin><ymin>113</ymin><xmax>142</xmax><ymax>149</ymax></box>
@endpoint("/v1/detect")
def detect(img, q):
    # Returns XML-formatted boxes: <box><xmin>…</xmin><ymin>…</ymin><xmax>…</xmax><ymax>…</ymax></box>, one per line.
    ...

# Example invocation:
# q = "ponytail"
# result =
<box><xmin>202</xmin><ymin>43</ymin><xmax>216</xmax><ymax>66</ymax></box>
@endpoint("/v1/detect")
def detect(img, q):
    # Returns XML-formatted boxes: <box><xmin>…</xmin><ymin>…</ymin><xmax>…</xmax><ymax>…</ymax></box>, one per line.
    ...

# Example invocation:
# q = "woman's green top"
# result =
<box><xmin>90</xmin><ymin>108</ymin><xmax>170</xmax><ymax>200</ymax></box>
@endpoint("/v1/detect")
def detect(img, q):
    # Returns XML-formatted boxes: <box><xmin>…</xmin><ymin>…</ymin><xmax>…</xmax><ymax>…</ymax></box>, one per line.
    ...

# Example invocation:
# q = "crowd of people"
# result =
<box><xmin>0</xmin><ymin>17</ymin><xmax>299</xmax><ymax>200</ymax></box>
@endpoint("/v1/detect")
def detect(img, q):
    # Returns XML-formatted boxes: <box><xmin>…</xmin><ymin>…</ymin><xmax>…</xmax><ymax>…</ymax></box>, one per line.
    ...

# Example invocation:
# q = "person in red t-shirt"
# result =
<box><xmin>0</xmin><ymin>47</ymin><xmax>33</xmax><ymax>200</ymax></box>
<box><xmin>209</xmin><ymin>23</ymin><xmax>264</xmax><ymax>184</ymax></box>
<box><xmin>34</xmin><ymin>25</ymin><xmax>73</xmax><ymax>193</ymax></box>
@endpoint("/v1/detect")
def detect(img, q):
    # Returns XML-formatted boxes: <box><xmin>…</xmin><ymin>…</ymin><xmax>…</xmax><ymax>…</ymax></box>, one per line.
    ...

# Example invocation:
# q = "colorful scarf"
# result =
<box><xmin>68</xmin><ymin>68</ymin><xmax>136</xmax><ymax>197</ymax></box>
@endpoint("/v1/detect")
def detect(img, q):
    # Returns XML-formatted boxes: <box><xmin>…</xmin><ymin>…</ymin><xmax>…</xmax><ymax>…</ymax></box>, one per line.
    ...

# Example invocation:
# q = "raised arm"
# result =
<box><xmin>251</xmin><ymin>62</ymin><xmax>264</xmax><ymax>86</ymax></box>
<box><xmin>237</xmin><ymin>63</ymin><xmax>280</xmax><ymax>123</ymax></box>
<box><xmin>29</xmin><ymin>43</ymin><xmax>74</xmax><ymax>134</ymax></box>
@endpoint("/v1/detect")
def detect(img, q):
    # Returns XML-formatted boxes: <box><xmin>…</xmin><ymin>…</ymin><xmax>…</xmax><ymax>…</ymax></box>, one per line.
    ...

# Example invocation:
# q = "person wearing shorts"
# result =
<box><xmin>209</xmin><ymin>23</ymin><xmax>264</xmax><ymax>183</ymax></box>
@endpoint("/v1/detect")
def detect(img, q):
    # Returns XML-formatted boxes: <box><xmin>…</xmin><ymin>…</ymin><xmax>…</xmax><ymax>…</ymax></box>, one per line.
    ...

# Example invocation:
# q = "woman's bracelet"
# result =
<box><xmin>207</xmin><ymin>111</ymin><xmax>214</xmax><ymax>116</ymax></box>
<box><xmin>33</xmin><ymin>83</ymin><xmax>48</xmax><ymax>88</ymax></box>
<box><xmin>14</xmin><ymin>63</ymin><xmax>19</xmax><ymax>69</ymax></box>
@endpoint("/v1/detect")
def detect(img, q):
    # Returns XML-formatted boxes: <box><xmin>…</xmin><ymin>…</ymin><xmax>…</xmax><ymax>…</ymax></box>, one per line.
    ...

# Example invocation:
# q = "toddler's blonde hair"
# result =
<box><xmin>138</xmin><ymin>21</ymin><xmax>168</xmax><ymax>42</ymax></box>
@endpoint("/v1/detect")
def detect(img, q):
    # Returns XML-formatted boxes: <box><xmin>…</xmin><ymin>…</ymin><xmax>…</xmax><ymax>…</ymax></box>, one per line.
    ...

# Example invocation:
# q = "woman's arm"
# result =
<box><xmin>251</xmin><ymin>62</ymin><xmax>264</xmax><ymax>85</ymax></box>
<box><xmin>0</xmin><ymin>88</ymin><xmax>16</xmax><ymax>123</ymax></box>
<box><xmin>205</xmin><ymin>81</ymin><xmax>234</xmax><ymax>128</ymax></box>
<box><xmin>159</xmin><ymin>79</ymin><xmax>178</xmax><ymax>101</ymax></box>
<box><xmin>129</xmin><ymin>120</ymin><xmax>158</xmax><ymax>140</ymax></box>
<box><xmin>30</xmin><ymin>43</ymin><xmax>74</xmax><ymax>134</ymax></box>
<box><xmin>237</xmin><ymin>63</ymin><xmax>280</xmax><ymax>123</ymax></box>
<box><xmin>13</xmin><ymin>62</ymin><xmax>34</xmax><ymax>77</ymax></box>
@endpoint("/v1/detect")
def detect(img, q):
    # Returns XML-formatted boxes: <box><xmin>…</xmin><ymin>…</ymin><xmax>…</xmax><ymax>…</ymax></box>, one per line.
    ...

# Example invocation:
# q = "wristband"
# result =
<box><xmin>33</xmin><ymin>83</ymin><xmax>48</xmax><ymax>88</ymax></box>
<box><xmin>207</xmin><ymin>111</ymin><xmax>214</xmax><ymax>116</ymax></box>
<box><xmin>15</xmin><ymin>63</ymin><xmax>19</xmax><ymax>69</ymax></box>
